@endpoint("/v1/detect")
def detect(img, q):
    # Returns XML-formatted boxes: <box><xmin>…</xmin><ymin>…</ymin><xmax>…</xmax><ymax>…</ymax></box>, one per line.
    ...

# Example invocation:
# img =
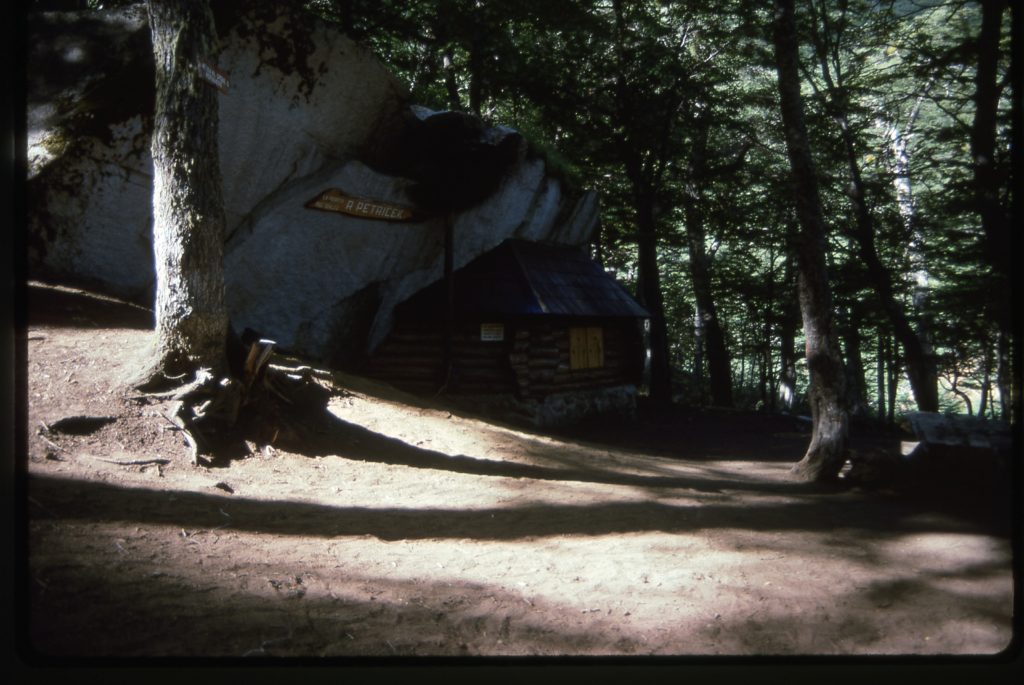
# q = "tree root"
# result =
<box><xmin>148</xmin><ymin>340</ymin><xmax>338</xmax><ymax>465</ymax></box>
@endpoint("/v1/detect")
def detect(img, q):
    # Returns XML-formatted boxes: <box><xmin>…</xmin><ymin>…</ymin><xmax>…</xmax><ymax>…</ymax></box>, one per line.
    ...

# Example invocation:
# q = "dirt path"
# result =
<box><xmin>20</xmin><ymin>283</ymin><xmax>1015</xmax><ymax>658</ymax></box>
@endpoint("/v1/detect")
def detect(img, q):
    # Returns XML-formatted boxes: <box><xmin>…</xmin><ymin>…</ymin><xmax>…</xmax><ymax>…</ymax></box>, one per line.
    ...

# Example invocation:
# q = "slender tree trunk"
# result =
<box><xmin>693</xmin><ymin>308</ymin><xmax>705</xmax><ymax>397</ymax></box>
<box><xmin>142</xmin><ymin>0</ymin><xmax>228</xmax><ymax>383</ymax></box>
<box><xmin>876</xmin><ymin>330</ymin><xmax>887</xmax><ymax>421</ymax></box>
<box><xmin>611</xmin><ymin>0</ymin><xmax>672</xmax><ymax>405</ymax></box>
<box><xmin>979</xmin><ymin>337</ymin><xmax>993</xmax><ymax>419</ymax></box>
<box><xmin>997</xmin><ymin>328</ymin><xmax>1010</xmax><ymax>419</ymax></box>
<box><xmin>841</xmin><ymin>307</ymin><xmax>868</xmax><ymax>416</ymax></box>
<box><xmin>685</xmin><ymin>228</ymin><xmax>733</xmax><ymax>407</ymax></box>
<box><xmin>971</xmin><ymin>0</ymin><xmax>1016</xmax><ymax>425</ymax></box>
<box><xmin>682</xmin><ymin>114</ymin><xmax>733</xmax><ymax>407</ymax></box>
<box><xmin>773</xmin><ymin>0</ymin><xmax>849</xmax><ymax>482</ymax></box>
<box><xmin>760</xmin><ymin>315</ymin><xmax>772</xmax><ymax>409</ymax></box>
<box><xmin>887</xmin><ymin>339</ymin><xmax>900</xmax><ymax>424</ymax></box>
<box><xmin>634</xmin><ymin>188</ymin><xmax>672</xmax><ymax>404</ymax></box>
<box><xmin>442</xmin><ymin>50</ymin><xmax>464</xmax><ymax>111</ymax></box>
<box><xmin>827</xmin><ymin>100</ymin><xmax>939</xmax><ymax>412</ymax></box>
<box><xmin>777</xmin><ymin>254</ymin><xmax>799</xmax><ymax>413</ymax></box>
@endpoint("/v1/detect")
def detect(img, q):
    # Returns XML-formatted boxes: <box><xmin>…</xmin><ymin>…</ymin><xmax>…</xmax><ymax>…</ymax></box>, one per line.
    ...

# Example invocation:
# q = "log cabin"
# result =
<box><xmin>362</xmin><ymin>239</ymin><xmax>650</xmax><ymax>425</ymax></box>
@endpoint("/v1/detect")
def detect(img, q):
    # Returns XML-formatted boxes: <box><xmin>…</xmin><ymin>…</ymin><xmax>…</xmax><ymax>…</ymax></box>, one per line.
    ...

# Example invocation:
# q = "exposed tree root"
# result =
<box><xmin>141</xmin><ymin>339</ymin><xmax>338</xmax><ymax>465</ymax></box>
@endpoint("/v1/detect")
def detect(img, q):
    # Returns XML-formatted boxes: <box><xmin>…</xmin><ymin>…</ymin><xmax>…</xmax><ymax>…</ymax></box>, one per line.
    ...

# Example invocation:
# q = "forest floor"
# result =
<box><xmin>17</xmin><ymin>282</ymin><xmax>1017</xmax><ymax>661</ymax></box>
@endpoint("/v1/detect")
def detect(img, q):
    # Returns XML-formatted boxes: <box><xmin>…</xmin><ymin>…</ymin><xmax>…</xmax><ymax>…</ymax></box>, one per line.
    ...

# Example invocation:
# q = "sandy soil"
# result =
<box><xmin>18</xmin><ymin>282</ymin><xmax>1016</xmax><ymax>660</ymax></box>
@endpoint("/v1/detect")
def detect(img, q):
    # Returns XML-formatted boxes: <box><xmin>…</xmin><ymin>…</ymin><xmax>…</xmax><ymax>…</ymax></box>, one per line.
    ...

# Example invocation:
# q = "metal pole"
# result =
<box><xmin>441</xmin><ymin>214</ymin><xmax>454</xmax><ymax>392</ymax></box>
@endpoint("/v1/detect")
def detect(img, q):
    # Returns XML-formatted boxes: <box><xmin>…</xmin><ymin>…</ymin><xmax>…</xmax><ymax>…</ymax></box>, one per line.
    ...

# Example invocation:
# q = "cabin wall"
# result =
<box><xmin>361</xmin><ymin>321</ymin><xmax>516</xmax><ymax>394</ymax></box>
<box><xmin>363</xmin><ymin>318</ymin><xmax>643</xmax><ymax>399</ymax></box>
<box><xmin>509</xmin><ymin>321</ymin><xmax>642</xmax><ymax>399</ymax></box>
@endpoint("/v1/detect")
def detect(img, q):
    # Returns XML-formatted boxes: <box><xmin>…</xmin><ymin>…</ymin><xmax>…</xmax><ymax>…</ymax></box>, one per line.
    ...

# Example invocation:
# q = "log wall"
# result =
<box><xmin>362</xmin><ymin>318</ymin><xmax>644</xmax><ymax>398</ymax></box>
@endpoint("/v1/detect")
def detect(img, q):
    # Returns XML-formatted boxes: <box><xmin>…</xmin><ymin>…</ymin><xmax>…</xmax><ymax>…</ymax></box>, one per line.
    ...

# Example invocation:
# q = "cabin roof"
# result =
<box><xmin>396</xmin><ymin>239</ymin><xmax>650</xmax><ymax>321</ymax></box>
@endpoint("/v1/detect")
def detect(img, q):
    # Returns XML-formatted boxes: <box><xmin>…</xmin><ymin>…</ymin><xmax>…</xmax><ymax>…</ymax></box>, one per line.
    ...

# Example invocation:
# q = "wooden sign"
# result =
<box><xmin>305</xmin><ymin>188</ymin><xmax>416</xmax><ymax>222</ymax></box>
<box><xmin>198</xmin><ymin>60</ymin><xmax>230</xmax><ymax>94</ymax></box>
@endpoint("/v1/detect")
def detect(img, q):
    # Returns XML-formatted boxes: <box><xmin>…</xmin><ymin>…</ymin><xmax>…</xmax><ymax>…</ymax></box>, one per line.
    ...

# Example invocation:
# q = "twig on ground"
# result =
<box><xmin>84</xmin><ymin>455</ymin><xmax>171</xmax><ymax>467</ymax></box>
<box><xmin>165</xmin><ymin>401</ymin><xmax>203</xmax><ymax>465</ymax></box>
<box><xmin>28</xmin><ymin>496</ymin><xmax>58</xmax><ymax>517</ymax></box>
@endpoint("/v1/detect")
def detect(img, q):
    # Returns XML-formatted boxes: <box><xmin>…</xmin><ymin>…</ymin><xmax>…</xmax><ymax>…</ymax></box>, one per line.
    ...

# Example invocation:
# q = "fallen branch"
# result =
<box><xmin>84</xmin><ymin>455</ymin><xmax>171</xmax><ymax>466</ymax></box>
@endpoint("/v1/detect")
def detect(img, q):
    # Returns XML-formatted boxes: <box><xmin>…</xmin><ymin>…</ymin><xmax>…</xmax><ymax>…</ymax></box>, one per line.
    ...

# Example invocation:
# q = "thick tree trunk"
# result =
<box><xmin>773</xmin><ymin>0</ymin><xmax>848</xmax><ymax>483</ymax></box>
<box><xmin>144</xmin><ymin>0</ymin><xmax>228</xmax><ymax>382</ymax></box>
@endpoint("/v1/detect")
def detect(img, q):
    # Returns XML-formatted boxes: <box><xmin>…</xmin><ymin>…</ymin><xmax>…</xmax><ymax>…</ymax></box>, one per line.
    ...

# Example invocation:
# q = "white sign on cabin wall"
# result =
<box><xmin>480</xmin><ymin>323</ymin><xmax>505</xmax><ymax>341</ymax></box>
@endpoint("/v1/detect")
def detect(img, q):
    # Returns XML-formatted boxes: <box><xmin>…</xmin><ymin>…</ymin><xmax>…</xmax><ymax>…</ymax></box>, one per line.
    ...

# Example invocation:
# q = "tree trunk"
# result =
<box><xmin>692</xmin><ymin>308</ymin><xmax>705</xmax><ymax>396</ymax></box>
<box><xmin>887</xmin><ymin>338</ymin><xmax>900</xmax><ymax>424</ymax></box>
<box><xmin>876</xmin><ymin>330</ymin><xmax>887</xmax><ymax>421</ymax></box>
<box><xmin>979</xmin><ymin>336</ymin><xmax>993</xmax><ymax>419</ymax></box>
<box><xmin>971</xmin><ymin>0</ymin><xmax>1016</xmax><ymax>425</ymax></box>
<box><xmin>611</xmin><ymin>0</ymin><xmax>672</xmax><ymax>405</ymax></box>
<box><xmin>143</xmin><ymin>0</ymin><xmax>229</xmax><ymax>383</ymax></box>
<box><xmin>634</xmin><ymin>189</ymin><xmax>672</xmax><ymax>404</ymax></box>
<box><xmin>841</xmin><ymin>307</ymin><xmax>868</xmax><ymax>416</ymax></box>
<box><xmin>777</xmin><ymin>254</ymin><xmax>799</xmax><ymax>413</ymax></box>
<box><xmin>682</xmin><ymin>113</ymin><xmax>733</xmax><ymax>407</ymax></box>
<box><xmin>773</xmin><ymin>0</ymin><xmax>849</xmax><ymax>483</ymax></box>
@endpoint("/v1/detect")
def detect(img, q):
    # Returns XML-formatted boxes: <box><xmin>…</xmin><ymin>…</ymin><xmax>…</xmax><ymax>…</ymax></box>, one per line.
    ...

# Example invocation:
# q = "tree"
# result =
<box><xmin>680</xmin><ymin>107</ymin><xmax>735</xmax><ymax>408</ymax></box>
<box><xmin>801</xmin><ymin>0</ymin><xmax>939</xmax><ymax>413</ymax></box>
<box><xmin>138</xmin><ymin>0</ymin><xmax>229</xmax><ymax>387</ymax></box>
<box><xmin>969</xmin><ymin>0</ymin><xmax>1015</xmax><ymax>424</ymax></box>
<box><xmin>773</xmin><ymin>0</ymin><xmax>849</xmax><ymax>482</ymax></box>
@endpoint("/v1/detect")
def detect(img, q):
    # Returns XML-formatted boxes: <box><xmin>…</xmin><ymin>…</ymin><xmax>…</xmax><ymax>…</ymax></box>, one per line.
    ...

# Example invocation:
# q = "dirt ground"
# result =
<box><xmin>17</xmin><ymin>282</ymin><xmax>1017</xmax><ymax>660</ymax></box>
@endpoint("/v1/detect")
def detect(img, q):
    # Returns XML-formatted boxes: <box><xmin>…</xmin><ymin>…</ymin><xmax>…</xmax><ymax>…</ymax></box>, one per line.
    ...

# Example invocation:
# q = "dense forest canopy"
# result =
<box><xmin>36</xmin><ymin>0</ymin><xmax>1018</xmax><ymax>424</ymax></box>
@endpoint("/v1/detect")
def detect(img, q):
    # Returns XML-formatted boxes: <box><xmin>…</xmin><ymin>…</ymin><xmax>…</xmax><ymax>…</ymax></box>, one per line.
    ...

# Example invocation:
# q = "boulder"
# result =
<box><xmin>26</xmin><ymin>3</ymin><xmax>599</xmax><ymax>365</ymax></box>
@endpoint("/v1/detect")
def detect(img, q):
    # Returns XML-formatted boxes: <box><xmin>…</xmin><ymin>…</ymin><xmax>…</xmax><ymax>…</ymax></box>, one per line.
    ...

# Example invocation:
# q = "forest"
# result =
<box><xmin>32</xmin><ymin>0</ymin><xmax>1018</xmax><ymax>425</ymax></box>
<box><xmin>308</xmin><ymin>0</ymin><xmax>1018</xmax><ymax>427</ymax></box>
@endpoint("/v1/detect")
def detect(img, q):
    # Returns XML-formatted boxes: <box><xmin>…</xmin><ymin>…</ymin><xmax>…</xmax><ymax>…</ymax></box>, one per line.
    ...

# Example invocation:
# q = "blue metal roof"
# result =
<box><xmin>396</xmin><ymin>239</ymin><xmax>649</xmax><ymax>321</ymax></box>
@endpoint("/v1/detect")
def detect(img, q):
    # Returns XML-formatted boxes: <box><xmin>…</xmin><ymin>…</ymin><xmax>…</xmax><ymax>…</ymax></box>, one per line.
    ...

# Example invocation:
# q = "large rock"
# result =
<box><xmin>27</xmin><ymin>3</ymin><xmax>598</xmax><ymax>366</ymax></box>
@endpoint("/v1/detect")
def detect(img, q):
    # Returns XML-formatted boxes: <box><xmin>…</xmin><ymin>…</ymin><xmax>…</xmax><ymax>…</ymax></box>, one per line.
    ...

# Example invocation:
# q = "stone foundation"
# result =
<box><xmin>449</xmin><ymin>384</ymin><xmax>638</xmax><ymax>428</ymax></box>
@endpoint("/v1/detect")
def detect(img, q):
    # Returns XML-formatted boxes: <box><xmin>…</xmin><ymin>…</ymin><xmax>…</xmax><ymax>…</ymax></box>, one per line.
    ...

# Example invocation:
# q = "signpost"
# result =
<box><xmin>305</xmin><ymin>189</ymin><xmax>417</xmax><ymax>222</ymax></box>
<box><xmin>198</xmin><ymin>60</ymin><xmax>230</xmax><ymax>94</ymax></box>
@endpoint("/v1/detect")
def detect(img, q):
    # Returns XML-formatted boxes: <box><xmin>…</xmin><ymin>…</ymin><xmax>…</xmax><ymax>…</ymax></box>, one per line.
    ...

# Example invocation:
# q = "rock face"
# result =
<box><xmin>27</xmin><ymin>3</ymin><xmax>598</xmax><ymax>366</ymax></box>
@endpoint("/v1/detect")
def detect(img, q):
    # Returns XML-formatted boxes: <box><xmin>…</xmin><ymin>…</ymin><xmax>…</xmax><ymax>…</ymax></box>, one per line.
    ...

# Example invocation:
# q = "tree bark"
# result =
<box><xmin>773</xmin><ymin>0</ymin><xmax>849</xmax><ymax>483</ymax></box>
<box><xmin>143</xmin><ymin>0</ymin><xmax>229</xmax><ymax>383</ymax></box>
